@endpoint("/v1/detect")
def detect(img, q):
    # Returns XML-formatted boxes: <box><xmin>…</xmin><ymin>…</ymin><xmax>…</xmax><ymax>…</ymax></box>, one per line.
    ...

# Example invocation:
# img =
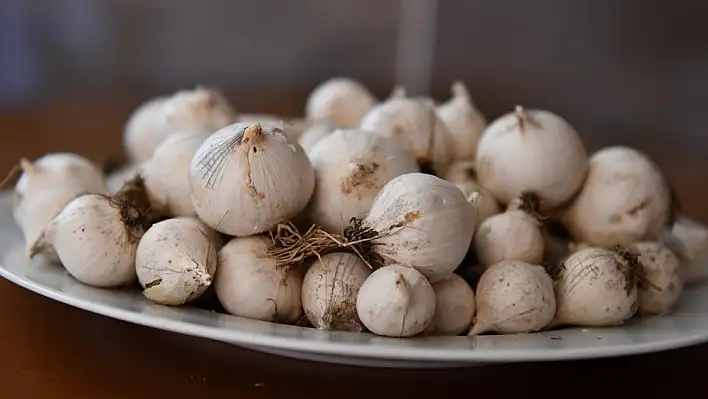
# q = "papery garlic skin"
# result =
<box><xmin>553</xmin><ymin>247</ymin><xmax>638</xmax><ymax>327</ymax></box>
<box><xmin>298</xmin><ymin>121</ymin><xmax>339</xmax><ymax>154</ymax></box>
<box><xmin>307</xmin><ymin>129</ymin><xmax>419</xmax><ymax>233</ymax></box>
<box><xmin>34</xmin><ymin>194</ymin><xmax>140</xmax><ymax>287</ymax></box>
<box><xmin>562</xmin><ymin>146</ymin><xmax>671</xmax><ymax>248</ymax></box>
<box><xmin>301</xmin><ymin>252</ymin><xmax>372</xmax><ymax>331</ymax></box>
<box><xmin>136</xmin><ymin>218</ymin><xmax>218</xmax><ymax>305</ymax></box>
<box><xmin>631</xmin><ymin>242</ymin><xmax>683</xmax><ymax>315</ymax></box>
<box><xmin>473</xmin><ymin>207</ymin><xmax>544</xmax><ymax>268</ymax></box>
<box><xmin>663</xmin><ymin>216</ymin><xmax>708</xmax><ymax>284</ymax></box>
<box><xmin>444</xmin><ymin>161</ymin><xmax>500</xmax><ymax>226</ymax></box>
<box><xmin>361</xmin><ymin>173</ymin><xmax>477</xmax><ymax>282</ymax></box>
<box><xmin>143</xmin><ymin>132</ymin><xmax>209</xmax><ymax>217</ymax></box>
<box><xmin>188</xmin><ymin>123</ymin><xmax>315</xmax><ymax>236</ymax></box>
<box><xmin>469</xmin><ymin>260</ymin><xmax>555</xmax><ymax>336</ymax></box>
<box><xmin>475</xmin><ymin>106</ymin><xmax>588</xmax><ymax>210</ymax></box>
<box><xmin>436</xmin><ymin>81</ymin><xmax>487</xmax><ymax>161</ymax></box>
<box><xmin>356</xmin><ymin>265</ymin><xmax>435</xmax><ymax>337</ymax></box>
<box><xmin>360</xmin><ymin>98</ymin><xmax>455</xmax><ymax>176</ymax></box>
<box><xmin>124</xmin><ymin>87</ymin><xmax>236</xmax><ymax>163</ymax></box>
<box><xmin>306</xmin><ymin>77</ymin><xmax>376</xmax><ymax>128</ymax></box>
<box><xmin>215</xmin><ymin>236</ymin><xmax>303</xmax><ymax>323</ymax></box>
<box><xmin>427</xmin><ymin>274</ymin><xmax>476</xmax><ymax>336</ymax></box>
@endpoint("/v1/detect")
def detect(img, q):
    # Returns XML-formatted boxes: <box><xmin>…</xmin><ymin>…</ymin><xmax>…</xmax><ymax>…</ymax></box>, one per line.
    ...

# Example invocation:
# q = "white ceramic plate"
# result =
<box><xmin>2</xmin><ymin>193</ymin><xmax>708</xmax><ymax>368</ymax></box>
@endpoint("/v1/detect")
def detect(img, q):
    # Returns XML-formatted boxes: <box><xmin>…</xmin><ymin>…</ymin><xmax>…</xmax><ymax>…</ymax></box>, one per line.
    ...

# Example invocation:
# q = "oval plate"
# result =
<box><xmin>1</xmin><ymin>193</ymin><xmax>708</xmax><ymax>368</ymax></box>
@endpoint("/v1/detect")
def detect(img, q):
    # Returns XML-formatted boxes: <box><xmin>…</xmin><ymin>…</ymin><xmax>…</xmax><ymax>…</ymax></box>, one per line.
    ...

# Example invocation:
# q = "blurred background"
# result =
<box><xmin>0</xmin><ymin>0</ymin><xmax>706</xmax><ymax>218</ymax></box>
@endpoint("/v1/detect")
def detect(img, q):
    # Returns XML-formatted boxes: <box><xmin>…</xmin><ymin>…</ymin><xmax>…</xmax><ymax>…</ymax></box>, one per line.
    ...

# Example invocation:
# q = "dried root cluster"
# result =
<box><xmin>7</xmin><ymin>78</ymin><xmax>706</xmax><ymax>341</ymax></box>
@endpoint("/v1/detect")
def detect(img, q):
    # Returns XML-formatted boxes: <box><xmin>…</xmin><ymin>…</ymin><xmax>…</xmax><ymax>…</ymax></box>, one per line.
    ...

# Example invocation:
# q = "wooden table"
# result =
<box><xmin>1</xmin><ymin>101</ymin><xmax>707</xmax><ymax>398</ymax></box>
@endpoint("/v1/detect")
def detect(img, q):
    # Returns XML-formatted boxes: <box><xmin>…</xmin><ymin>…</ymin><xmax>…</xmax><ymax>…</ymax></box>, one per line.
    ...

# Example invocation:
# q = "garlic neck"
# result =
<box><xmin>242</xmin><ymin>123</ymin><xmax>264</xmax><ymax>145</ymax></box>
<box><xmin>515</xmin><ymin>105</ymin><xmax>530</xmax><ymax>131</ymax></box>
<box><xmin>451</xmin><ymin>81</ymin><xmax>470</xmax><ymax>100</ymax></box>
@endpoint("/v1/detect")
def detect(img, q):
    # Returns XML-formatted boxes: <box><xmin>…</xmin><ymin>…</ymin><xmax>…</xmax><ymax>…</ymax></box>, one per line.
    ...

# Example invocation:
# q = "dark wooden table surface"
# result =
<box><xmin>1</xmin><ymin>101</ymin><xmax>707</xmax><ymax>398</ymax></box>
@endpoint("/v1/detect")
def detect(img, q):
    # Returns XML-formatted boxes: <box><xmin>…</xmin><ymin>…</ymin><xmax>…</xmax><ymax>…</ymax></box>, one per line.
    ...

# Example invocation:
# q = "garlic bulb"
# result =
<box><xmin>305</xmin><ymin>77</ymin><xmax>376</xmax><ymax>128</ymax></box>
<box><xmin>475</xmin><ymin>106</ymin><xmax>588</xmax><ymax>210</ymax></box>
<box><xmin>444</xmin><ymin>160</ymin><xmax>500</xmax><ymax>226</ymax></box>
<box><xmin>469</xmin><ymin>260</ymin><xmax>555</xmax><ymax>336</ymax></box>
<box><xmin>136</xmin><ymin>217</ymin><xmax>219</xmax><ymax>305</ymax></box>
<box><xmin>12</xmin><ymin>153</ymin><xmax>106</xmax><ymax>260</ymax></box>
<box><xmin>360</xmin><ymin>98</ymin><xmax>454</xmax><ymax>176</ymax></box>
<box><xmin>631</xmin><ymin>242</ymin><xmax>683</xmax><ymax>315</ymax></box>
<box><xmin>350</xmin><ymin>173</ymin><xmax>477</xmax><ymax>282</ymax></box>
<box><xmin>188</xmin><ymin>123</ymin><xmax>315</xmax><ymax>236</ymax></box>
<box><xmin>124</xmin><ymin>87</ymin><xmax>236</xmax><ymax>163</ymax></box>
<box><xmin>29</xmin><ymin>178</ymin><xmax>158</xmax><ymax>287</ymax></box>
<box><xmin>473</xmin><ymin>196</ymin><xmax>545</xmax><ymax>268</ymax></box>
<box><xmin>215</xmin><ymin>236</ymin><xmax>302</xmax><ymax>323</ymax></box>
<box><xmin>562</xmin><ymin>146</ymin><xmax>671</xmax><ymax>248</ymax></box>
<box><xmin>436</xmin><ymin>81</ymin><xmax>487</xmax><ymax>161</ymax></box>
<box><xmin>106</xmin><ymin>163</ymin><xmax>141</xmax><ymax>194</ymax></box>
<box><xmin>143</xmin><ymin>131</ymin><xmax>209</xmax><ymax>217</ymax></box>
<box><xmin>301</xmin><ymin>252</ymin><xmax>372</xmax><ymax>331</ymax></box>
<box><xmin>663</xmin><ymin>215</ymin><xmax>708</xmax><ymax>284</ymax></box>
<box><xmin>426</xmin><ymin>273</ymin><xmax>476</xmax><ymax>336</ymax></box>
<box><xmin>297</xmin><ymin>121</ymin><xmax>339</xmax><ymax>154</ymax></box>
<box><xmin>553</xmin><ymin>247</ymin><xmax>639</xmax><ymax>327</ymax></box>
<box><xmin>307</xmin><ymin>129</ymin><xmax>419</xmax><ymax>233</ymax></box>
<box><xmin>356</xmin><ymin>265</ymin><xmax>435</xmax><ymax>337</ymax></box>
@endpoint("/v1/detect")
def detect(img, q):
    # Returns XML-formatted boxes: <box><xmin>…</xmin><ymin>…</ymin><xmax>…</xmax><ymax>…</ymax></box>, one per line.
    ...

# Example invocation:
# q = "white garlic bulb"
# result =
<box><xmin>356</xmin><ymin>265</ymin><xmax>435</xmax><ymax>337</ymax></box>
<box><xmin>188</xmin><ymin>123</ymin><xmax>315</xmax><ymax>236</ymax></box>
<box><xmin>298</xmin><ymin>121</ymin><xmax>339</xmax><ymax>154</ymax></box>
<box><xmin>436</xmin><ymin>81</ymin><xmax>487</xmax><ymax>161</ymax></box>
<box><xmin>136</xmin><ymin>217</ymin><xmax>219</xmax><ymax>305</ymax></box>
<box><xmin>305</xmin><ymin>77</ymin><xmax>376</xmax><ymax>128</ymax></box>
<box><xmin>631</xmin><ymin>242</ymin><xmax>683</xmax><ymax>315</ymax></box>
<box><xmin>30</xmin><ymin>192</ymin><xmax>151</xmax><ymax>287</ymax></box>
<box><xmin>354</xmin><ymin>173</ymin><xmax>476</xmax><ymax>282</ymax></box>
<box><xmin>360</xmin><ymin>98</ymin><xmax>455</xmax><ymax>176</ymax></box>
<box><xmin>215</xmin><ymin>236</ymin><xmax>303</xmax><ymax>323</ymax></box>
<box><xmin>124</xmin><ymin>87</ymin><xmax>236</xmax><ymax>163</ymax></box>
<box><xmin>307</xmin><ymin>129</ymin><xmax>419</xmax><ymax>233</ymax></box>
<box><xmin>473</xmin><ymin>197</ymin><xmax>545</xmax><ymax>268</ymax></box>
<box><xmin>426</xmin><ymin>274</ymin><xmax>476</xmax><ymax>336</ymax></box>
<box><xmin>143</xmin><ymin>132</ymin><xmax>209</xmax><ymax>217</ymax></box>
<box><xmin>475</xmin><ymin>106</ymin><xmax>588</xmax><ymax>210</ymax></box>
<box><xmin>553</xmin><ymin>247</ymin><xmax>639</xmax><ymax>327</ymax></box>
<box><xmin>663</xmin><ymin>215</ymin><xmax>708</xmax><ymax>284</ymax></box>
<box><xmin>562</xmin><ymin>146</ymin><xmax>671</xmax><ymax>248</ymax></box>
<box><xmin>301</xmin><ymin>252</ymin><xmax>372</xmax><ymax>331</ymax></box>
<box><xmin>469</xmin><ymin>260</ymin><xmax>555</xmax><ymax>336</ymax></box>
<box><xmin>444</xmin><ymin>160</ymin><xmax>500</xmax><ymax>226</ymax></box>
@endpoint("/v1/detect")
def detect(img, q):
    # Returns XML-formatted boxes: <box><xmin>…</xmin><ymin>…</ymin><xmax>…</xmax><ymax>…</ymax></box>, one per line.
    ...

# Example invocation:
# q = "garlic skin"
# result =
<box><xmin>360</xmin><ymin>98</ymin><xmax>455</xmax><ymax>176</ymax></box>
<box><xmin>124</xmin><ymin>87</ymin><xmax>236</xmax><ymax>163</ymax></box>
<box><xmin>136</xmin><ymin>218</ymin><xmax>218</xmax><ymax>305</ymax></box>
<box><xmin>188</xmin><ymin>123</ymin><xmax>315</xmax><ymax>236</ymax></box>
<box><xmin>215</xmin><ymin>236</ymin><xmax>302</xmax><ymax>323</ymax></box>
<box><xmin>107</xmin><ymin>163</ymin><xmax>141</xmax><ymax>194</ymax></box>
<box><xmin>436</xmin><ymin>81</ymin><xmax>487</xmax><ymax>161</ymax></box>
<box><xmin>473</xmin><ymin>201</ymin><xmax>544</xmax><ymax>268</ymax></box>
<box><xmin>359</xmin><ymin>173</ymin><xmax>477</xmax><ymax>282</ymax></box>
<box><xmin>475</xmin><ymin>106</ymin><xmax>588</xmax><ymax>210</ymax></box>
<box><xmin>298</xmin><ymin>121</ymin><xmax>339</xmax><ymax>154</ymax></box>
<box><xmin>427</xmin><ymin>274</ymin><xmax>476</xmax><ymax>336</ymax></box>
<box><xmin>31</xmin><ymin>194</ymin><xmax>141</xmax><ymax>287</ymax></box>
<box><xmin>469</xmin><ymin>260</ymin><xmax>555</xmax><ymax>336</ymax></box>
<box><xmin>663</xmin><ymin>215</ymin><xmax>708</xmax><ymax>284</ymax></box>
<box><xmin>356</xmin><ymin>265</ymin><xmax>435</xmax><ymax>337</ymax></box>
<box><xmin>307</xmin><ymin>129</ymin><xmax>419</xmax><ymax>233</ymax></box>
<box><xmin>444</xmin><ymin>160</ymin><xmax>500</xmax><ymax>226</ymax></box>
<box><xmin>305</xmin><ymin>77</ymin><xmax>376</xmax><ymax>128</ymax></box>
<box><xmin>301</xmin><ymin>252</ymin><xmax>372</xmax><ymax>331</ymax></box>
<box><xmin>631</xmin><ymin>242</ymin><xmax>683</xmax><ymax>316</ymax></box>
<box><xmin>562</xmin><ymin>146</ymin><xmax>671</xmax><ymax>248</ymax></box>
<box><xmin>553</xmin><ymin>247</ymin><xmax>639</xmax><ymax>327</ymax></box>
<box><xmin>143</xmin><ymin>132</ymin><xmax>209</xmax><ymax>217</ymax></box>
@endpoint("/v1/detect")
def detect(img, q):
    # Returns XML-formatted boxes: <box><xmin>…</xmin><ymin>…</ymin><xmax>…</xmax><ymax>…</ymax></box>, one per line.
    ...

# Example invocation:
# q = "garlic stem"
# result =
<box><xmin>515</xmin><ymin>105</ymin><xmax>529</xmax><ymax>131</ymax></box>
<box><xmin>242</xmin><ymin>123</ymin><xmax>264</xmax><ymax>145</ymax></box>
<box><xmin>451</xmin><ymin>80</ymin><xmax>470</xmax><ymax>100</ymax></box>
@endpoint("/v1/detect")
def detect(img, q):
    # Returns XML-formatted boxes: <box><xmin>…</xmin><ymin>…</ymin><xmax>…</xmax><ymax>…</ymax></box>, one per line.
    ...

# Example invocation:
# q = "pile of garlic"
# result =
<box><xmin>10</xmin><ymin>78</ymin><xmax>708</xmax><ymax>339</ymax></box>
